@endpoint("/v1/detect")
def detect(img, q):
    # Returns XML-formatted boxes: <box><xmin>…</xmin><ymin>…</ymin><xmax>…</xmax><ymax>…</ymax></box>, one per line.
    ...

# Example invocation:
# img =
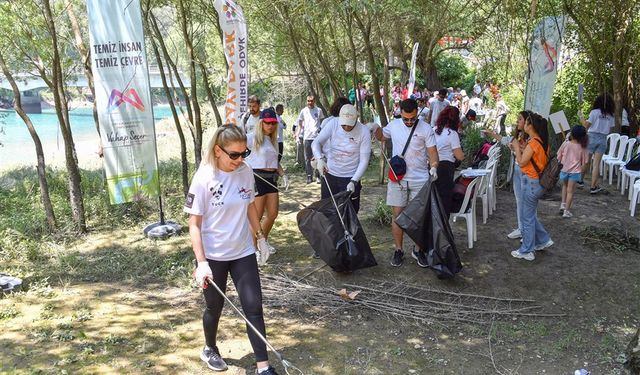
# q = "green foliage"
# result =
<box><xmin>370</xmin><ymin>198</ymin><xmax>392</xmax><ymax>226</ymax></box>
<box><xmin>434</xmin><ymin>53</ymin><xmax>473</xmax><ymax>90</ymax></box>
<box><xmin>461</xmin><ymin>127</ymin><xmax>485</xmax><ymax>168</ymax></box>
<box><xmin>551</xmin><ymin>56</ymin><xmax>598</xmax><ymax>126</ymax></box>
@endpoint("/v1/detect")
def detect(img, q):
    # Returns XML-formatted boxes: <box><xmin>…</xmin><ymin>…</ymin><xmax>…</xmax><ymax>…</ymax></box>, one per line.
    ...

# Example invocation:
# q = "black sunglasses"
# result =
<box><xmin>401</xmin><ymin>116</ymin><xmax>417</xmax><ymax>124</ymax></box>
<box><xmin>220</xmin><ymin>147</ymin><xmax>251</xmax><ymax>160</ymax></box>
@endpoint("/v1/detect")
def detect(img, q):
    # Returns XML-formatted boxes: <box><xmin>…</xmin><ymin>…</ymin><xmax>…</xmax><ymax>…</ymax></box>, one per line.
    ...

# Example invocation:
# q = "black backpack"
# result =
<box><xmin>626</xmin><ymin>152</ymin><xmax>640</xmax><ymax>171</ymax></box>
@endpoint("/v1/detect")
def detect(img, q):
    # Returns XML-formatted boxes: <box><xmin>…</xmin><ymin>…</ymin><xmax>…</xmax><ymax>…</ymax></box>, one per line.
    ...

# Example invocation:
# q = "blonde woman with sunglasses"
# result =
<box><xmin>184</xmin><ymin>124</ymin><xmax>280</xmax><ymax>375</ymax></box>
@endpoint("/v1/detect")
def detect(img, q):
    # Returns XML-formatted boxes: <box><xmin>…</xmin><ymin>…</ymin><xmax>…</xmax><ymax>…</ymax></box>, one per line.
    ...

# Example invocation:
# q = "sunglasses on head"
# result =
<box><xmin>220</xmin><ymin>147</ymin><xmax>251</xmax><ymax>160</ymax></box>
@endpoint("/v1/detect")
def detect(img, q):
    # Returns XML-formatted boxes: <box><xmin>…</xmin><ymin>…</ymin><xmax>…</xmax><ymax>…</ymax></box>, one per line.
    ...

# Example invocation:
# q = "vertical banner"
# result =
<box><xmin>407</xmin><ymin>43</ymin><xmax>419</xmax><ymax>96</ymax></box>
<box><xmin>213</xmin><ymin>0</ymin><xmax>249</xmax><ymax>125</ymax></box>
<box><xmin>524</xmin><ymin>16</ymin><xmax>566</xmax><ymax>118</ymax></box>
<box><xmin>86</xmin><ymin>0</ymin><xmax>160</xmax><ymax>204</ymax></box>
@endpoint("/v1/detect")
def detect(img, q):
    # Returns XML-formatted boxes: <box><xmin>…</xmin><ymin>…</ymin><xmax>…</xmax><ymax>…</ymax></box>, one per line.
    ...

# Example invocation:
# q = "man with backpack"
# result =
<box><xmin>371</xmin><ymin>99</ymin><xmax>439</xmax><ymax>268</ymax></box>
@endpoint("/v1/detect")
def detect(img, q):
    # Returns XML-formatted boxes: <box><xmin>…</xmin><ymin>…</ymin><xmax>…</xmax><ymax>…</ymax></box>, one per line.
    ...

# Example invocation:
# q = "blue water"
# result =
<box><xmin>0</xmin><ymin>106</ymin><xmax>173</xmax><ymax>146</ymax></box>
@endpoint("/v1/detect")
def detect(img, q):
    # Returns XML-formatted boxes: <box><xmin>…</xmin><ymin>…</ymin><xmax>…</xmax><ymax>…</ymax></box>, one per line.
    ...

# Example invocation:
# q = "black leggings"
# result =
<box><xmin>435</xmin><ymin>160</ymin><xmax>456</xmax><ymax>217</ymax></box>
<box><xmin>320</xmin><ymin>173</ymin><xmax>362</xmax><ymax>213</ymax></box>
<box><xmin>202</xmin><ymin>254</ymin><xmax>268</xmax><ymax>362</ymax></box>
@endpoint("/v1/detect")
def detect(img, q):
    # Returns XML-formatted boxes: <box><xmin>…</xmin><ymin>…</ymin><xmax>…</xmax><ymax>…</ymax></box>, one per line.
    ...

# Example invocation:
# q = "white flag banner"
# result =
<box><xmin>524</xmin><ymin>16</ymin><xmax>566</xmax><ymax>118</ymax></box>
<box><xmin>213</xmin><ymin>0</ymin><xmax>249</xmax><ymax>125</ymax></box>
<box><xmin>86</xmin><ymin>0</ymin><xmax>160</xmax><ymax>204</ymax></box>
<box><xmin>407</xmin><ymin>43</ymin><xmax>419</xmax><ymax>96</ymax></box>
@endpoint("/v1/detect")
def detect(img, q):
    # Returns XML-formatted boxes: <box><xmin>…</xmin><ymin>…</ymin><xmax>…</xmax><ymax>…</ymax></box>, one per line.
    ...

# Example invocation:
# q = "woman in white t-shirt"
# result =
<box><xmin>579</xmin><ymin>93</ymin><xmax>615</xmax><ymax>194</ymax></box>
<box><xmin>433</xmin><ymin>106</ymin><xmax>465</xmax><ymax>216</ymax></box>
<box><xmin>312</xmin><ymin>104</ymin><xmax>371</xmax><ymax>213</ymax></box>
<box><xmin>184</xmin><ymin>124</ymin><xmax>279</xmax><ymax>375</ymax></box>
<box><xmin>246</xmin><ymin>108</ymin><xmax>288</xmax><ymax>254</ymax></box>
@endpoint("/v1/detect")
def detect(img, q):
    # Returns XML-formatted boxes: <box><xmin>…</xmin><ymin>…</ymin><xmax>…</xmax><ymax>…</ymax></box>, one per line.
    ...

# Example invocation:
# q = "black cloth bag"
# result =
<box><xmin>395</xmin><ymin>179</ymin><xmax>463</xmax><ymax>279</ymax></box>
<box><xmin>297</xmin><ymin>191</ymin><xmax>377</xmax><ymax>272</ymax></box>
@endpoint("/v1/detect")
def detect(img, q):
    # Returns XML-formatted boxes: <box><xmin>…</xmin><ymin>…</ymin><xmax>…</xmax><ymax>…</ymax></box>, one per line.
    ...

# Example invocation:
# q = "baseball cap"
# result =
<box><xmin>260</xmin><ymin>108</ymin><xmax>278</xmax><ymax>123</ymax></box>
<box><xmin>339</xmin><ymin>104</ymin><xmax>358</xmax><ymax>127</ymax></box>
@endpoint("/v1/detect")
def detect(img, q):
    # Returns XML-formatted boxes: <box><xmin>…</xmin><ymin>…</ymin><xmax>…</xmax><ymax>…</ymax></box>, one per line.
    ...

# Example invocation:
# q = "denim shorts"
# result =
<box><xmin>559</xmin><ymin>171</ymin><xmax>581</xmax><ymax>182</ymax></box>
<box><xmin>587</xmin><ymin>132</ymin><xmax>607</xmax><ymax>154</ymax></box>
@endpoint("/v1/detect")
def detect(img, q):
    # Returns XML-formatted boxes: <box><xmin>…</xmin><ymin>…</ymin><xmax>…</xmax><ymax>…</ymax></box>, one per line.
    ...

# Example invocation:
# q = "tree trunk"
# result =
<box><xmin>0</xmin><ymin>52</ymin><xmax>56</xmax><ymax>231</ymax></box>
<box><xmin>64</xmin><ymin>0</ymin><xmax>99</xmax><ymax>137</ymax></box>
<box><xmin>178</xmin><ymin>0</ymin><xmax>203</xmax><ymax>167</ymax></box>
<box><xmin>198</xmin><ymin>61</ymin><xmax>223</xmax><ymax>127</ymax></box>
<box><xmin>43</xmin><ymin>0</ymin><xmax>86</xmax><ymax>232</ymax></box>
<box><xmin>145</xmin><ymin>11</ymin><xmax>190</xmax><ymax>197</ymax></box>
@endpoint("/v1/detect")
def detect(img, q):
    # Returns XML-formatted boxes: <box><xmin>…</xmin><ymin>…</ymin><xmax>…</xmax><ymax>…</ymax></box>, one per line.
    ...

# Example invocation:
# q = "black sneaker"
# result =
<box><xmin>306</xmin><ymin>176</ymin><xmax>312</xmax><ymax>184</ymax></box>
<box><xmin>311</xmin><ymin>251</ymin><xmax>320</xmax><ymax>259</ymax></box>
<box><xmin>576</xmin><ymin>180</ymin><xmax>584</xmax><ymax>188</ymax></box>
<box><xmin>200</xmin><ymin>346</ymin><xmax>228</xmax><ymax>371</ymax></box>
<box><xmin>390</xmin><ymin>249</ymin><xmax>404</xmax><ymax>267</ymax></box>
<box><xmin>412</xmin><ymin>249</ymin><xmax>429</xmax><ymax>268</ymax></box>
<box><xmin>590</xmin><ymin>186</ymin><xmax>602</xmax><ymax>194</ymax></box>
<box><xmin>256</xmin><ymin>366</ymin><xmax>279</xmax><ymax>375</ymax></box>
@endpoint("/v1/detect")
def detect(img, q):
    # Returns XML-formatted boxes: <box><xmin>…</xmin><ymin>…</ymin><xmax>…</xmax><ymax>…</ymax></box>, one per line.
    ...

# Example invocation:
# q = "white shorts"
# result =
<box><xmin>386</xmin><ymin>179</ymin><xmax>428</xmax><ymax>207</ymax></box>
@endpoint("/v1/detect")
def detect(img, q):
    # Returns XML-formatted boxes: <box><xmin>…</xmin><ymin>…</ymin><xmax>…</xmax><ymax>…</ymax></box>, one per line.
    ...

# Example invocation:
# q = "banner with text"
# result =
<box><xmin>524</xmin><ymin>16</ymin><xmax>566</xmax><ymax>118</ymax></box>
<box><xmin>86</xmin><ymin>0</ymin><xmax>160</xmax><ymax>204</ymax></box>
<box><xmin>407</xmin><ymin>43</ymin><xmax>419</xmax><ymax>96</ymax></box>
<box><xmin>214</xmin><ymin>0</ymin><xmax>248</xmax><ymax>125</ymax></box>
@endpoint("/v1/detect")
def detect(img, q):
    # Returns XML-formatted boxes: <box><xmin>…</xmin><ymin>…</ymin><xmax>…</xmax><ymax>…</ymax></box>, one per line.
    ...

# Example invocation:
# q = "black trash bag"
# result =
<box><xmin>395</xmin><ymin>179</ymin><xmax>462</xmax><ymax>279</ymax></box>
<box><xmin>297</xmin><ymin>191</ymin><xmax>377</xmax><ymax>272</ymax></box>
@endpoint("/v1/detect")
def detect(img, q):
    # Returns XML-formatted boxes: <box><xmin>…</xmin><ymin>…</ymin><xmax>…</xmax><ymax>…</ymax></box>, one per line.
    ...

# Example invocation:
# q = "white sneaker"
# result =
<box><xmin>507</xmin><ymin>229</ymin><xmax>522</xmax><ymax>239</ymax></box>
<box><xmin>562</xmin><ymin>210</ymin><xmax>573</xmax><ymax>218</ymax></box>
<box><xmin>511</xmin><ymin>250</ymin><xmax>535</xmax><ymax>261</ymax></box>
<box><xmin>560</xmin><ymin>203</ymin><xmax>566</xmax><ymax>210</ymax></box>
<box><xmin>535</xmin><ymin>239</ymin><xmax>554</xmax><ymax>251</ymax></box>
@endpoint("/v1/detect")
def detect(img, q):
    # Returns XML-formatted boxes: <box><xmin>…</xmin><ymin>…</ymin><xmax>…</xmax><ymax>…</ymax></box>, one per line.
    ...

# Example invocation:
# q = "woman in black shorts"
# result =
<box><xmin>246</xmin><ymin>108</ymin><xmax>288</xmax><ymax>254</ymax></box>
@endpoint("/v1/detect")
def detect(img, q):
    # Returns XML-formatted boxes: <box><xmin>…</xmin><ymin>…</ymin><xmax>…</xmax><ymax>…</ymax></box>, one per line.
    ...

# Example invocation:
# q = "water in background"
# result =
<box><xmin>0</xmin><ymin>106</ymin><xmax>173</xmax><ymax>146</ymax></box>
<box><xmin>0</xmin><ymin>106</ymin><xmax>173</xmax><ymax>169</ymax></box>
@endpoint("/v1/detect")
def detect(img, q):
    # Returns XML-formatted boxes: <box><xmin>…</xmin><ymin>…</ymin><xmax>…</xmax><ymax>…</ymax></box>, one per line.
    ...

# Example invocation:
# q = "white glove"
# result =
<box><xmin>429</xmin><ymin>167</ymin><xmax>438</xmax><ymax>181</ymax></box>
<box><xmin>256</xmin><ymin>238</ymin><xmax>270</xmax><ymax>266</ymax></box>
<box><xmin>282</xmin><ymin>174</ymin><xmax>290</xmax><ymax>191</ymax></box>
<box><xmin>315</xmin><ymin>158</ymin><xmax>327</xmax><ymax>176</ymax></box>
<box><xmin>366</xmin><ymin>123</ymin><xmax>380</xmax><ymax>134</ymax></box>
<box><xmin>195</xmin><ymin>261</ymin><xmax>213</xmax><ymax>288</ymax></box>
<box><xmin>346</xmin><ymin>180</ymin><xmax>356</xmax><ymax>192</ymax></box>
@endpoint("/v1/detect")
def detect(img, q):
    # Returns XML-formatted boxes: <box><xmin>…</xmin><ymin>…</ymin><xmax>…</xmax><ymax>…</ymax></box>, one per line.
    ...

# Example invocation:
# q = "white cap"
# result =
<box><xmin>339</xmin><ymin>104</ymin><xmax>358</xmax><ymax>126</ymax></box>
<box><xmin>460</xmin><ymin>90</ymin><xmax>467</xmax><ymax>97</ymax></box>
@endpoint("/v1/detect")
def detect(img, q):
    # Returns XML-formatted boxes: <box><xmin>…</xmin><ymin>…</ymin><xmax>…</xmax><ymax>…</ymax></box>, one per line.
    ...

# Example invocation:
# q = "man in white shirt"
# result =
<box><xmin>427</xmin><ymin>88</ymin><xmax>451</xmax><ymax>127</ymax></box>
<box><xmin>241</xmin><ymin>95</ymin><xmax>261</xmax><ymax>134</ymax></box>
<box><xmin>495</xmin><ymin>94</ymin><xmax>510</xmax><ymax>135</ymax></box>
<box><xmin>275</xmin><ymin>104</ymin><xmax>286</xmax><ymax>162</ymax></box>
<box><xmin>473</xmin><ymin>79</ymin><xmax>482</xmax><ymax>96</ymax></box>
<box><xmin>296</xmin><ymin>95</ymin><xmax>325</xmax><ymax>184</ymax></box>
<box><xmin>372</xmin><ymin>99</ymin><xmax>439</xmax><ymax>269</ymax></box>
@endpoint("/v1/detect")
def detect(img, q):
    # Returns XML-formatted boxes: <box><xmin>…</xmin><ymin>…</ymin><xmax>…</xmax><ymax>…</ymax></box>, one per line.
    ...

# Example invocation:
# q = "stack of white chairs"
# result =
<box><xmin>600</xmin><ymin>133</ymin><xmax>622</xmax><ymax>174</ymax></box>
<box><xmin>602</xmin><ymin>135</ymin><xmax>629</xmax><ymax>184</ymax></box>
<box><xmin>451</xmin><ymin>176</ymin><xmax>483</xmax><ymax>248</ymax></box>
<box><xmin>605</xmin><ymin>137</ymin><xmax>636</xmax><ymax>186</ymax></box>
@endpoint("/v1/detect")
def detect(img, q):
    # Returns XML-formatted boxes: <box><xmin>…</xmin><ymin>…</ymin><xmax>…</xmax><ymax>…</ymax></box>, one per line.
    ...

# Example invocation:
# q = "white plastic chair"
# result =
<box><xmin>620</xmin><ymin>147</ymin><xmax>640</xmax><ymax>196</ymax></box>
<box><xmin>600</xmin><ymin>133</ymin><xmax>622</xmax><ymax>174</ymax></box>
<box><xmin>609</xmin><ymin>138</ymin><xmax>637</xmax><ymax>187</ymax></box>
<box><xmin>603</xmin><ymin>136</ymin><xmax>630</xmax><ymax>185</ymax></box>
<box><xmin>629</xmin><ymin>180</ymin><xmax>640</xmax><ymax>216</ymax></box>
<box><xmin>451</xmin><ymin>176</ymin><xmax>481</xmax><ymax>249</ymax></box>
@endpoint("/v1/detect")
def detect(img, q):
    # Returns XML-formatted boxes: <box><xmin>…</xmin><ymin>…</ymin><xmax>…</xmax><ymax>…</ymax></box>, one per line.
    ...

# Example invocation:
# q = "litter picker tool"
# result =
<box><xmin>321</xmin><ymin>174</ymin><xmax>359</xmax><ymax>257</ymax></box>
<box><xmin>205</xmin><ymin>277</ymin><xmax>304</xmax><ymax>375</ymax></box>
<box><xmin>253</xmin><ymin>172</ymin><xmax>308</xmax><ymax>208</ymax></box>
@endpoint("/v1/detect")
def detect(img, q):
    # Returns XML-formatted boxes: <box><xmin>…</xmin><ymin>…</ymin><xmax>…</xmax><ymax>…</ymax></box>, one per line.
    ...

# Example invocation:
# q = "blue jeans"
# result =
<box><xmin>513</xmin><ymin>162</ymin><xmax>523</xmax><ymax>232</ymax></box>
<box><xmin>517</xmin><ymin>175</ymin><xmax>551</xmax><ymax>254</ymax></box>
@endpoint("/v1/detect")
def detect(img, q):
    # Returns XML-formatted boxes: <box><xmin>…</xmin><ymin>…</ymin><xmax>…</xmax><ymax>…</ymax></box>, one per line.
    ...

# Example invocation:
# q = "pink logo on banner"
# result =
<box><xmin>107</xmin><ymin>88</ymin><xmax>145</xmax><ymax>112</ymax></box>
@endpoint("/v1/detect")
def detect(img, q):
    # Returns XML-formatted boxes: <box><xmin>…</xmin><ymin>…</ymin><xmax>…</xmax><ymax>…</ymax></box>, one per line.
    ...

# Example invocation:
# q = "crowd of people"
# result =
<box><xmin>182</xmin><ymin>86</ymin><xmax>628</xmax><ymax>373</ymax></box>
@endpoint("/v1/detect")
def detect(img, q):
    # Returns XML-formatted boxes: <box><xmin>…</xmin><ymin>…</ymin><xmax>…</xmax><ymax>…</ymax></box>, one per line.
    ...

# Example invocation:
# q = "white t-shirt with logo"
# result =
<box><xmin>243</xmin><ymin>113</ymin><xmax>260</xmax><ymax>134</ymax></box>
<box><xmin>245</xmin><ymin>133</ymin><xmax>279</xmax><ymax>169</ymax></box>
<box><xmin>469</xmin><ymin>97</ymin><xmax>483</xmax><ymax>112</ymax></box>
<box><xmin>434</xmin><ymin>128</ymin><xmax>461</xmax><ymax>163</ymax></box>
<box><xmin>429</xmin><ymin>99</ymin><xmax>451</xmax><ymax>127</ymax></box>
<box><xmin>587</xmin><ymin>109</ymin><xmax>615</xmax><ymax>135</ymax></box>
<box><xmin>312</xmin><ymin>120</ymin><xmax>372</xmax><ymax>181</ymax></box>
<box><xmin>297</xmin><ymin>106</ymin><xmax>324</xmax><ymax>140</ymax></box>
<box><xmin>382</xmin><ymin>118</ymin><xmax>436</xmax><ymax>182</ymax></box>
<box><xmin>184</xmin><ymin>163</ymin><xmax>256</xmax><ymax>261</ymax></box>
